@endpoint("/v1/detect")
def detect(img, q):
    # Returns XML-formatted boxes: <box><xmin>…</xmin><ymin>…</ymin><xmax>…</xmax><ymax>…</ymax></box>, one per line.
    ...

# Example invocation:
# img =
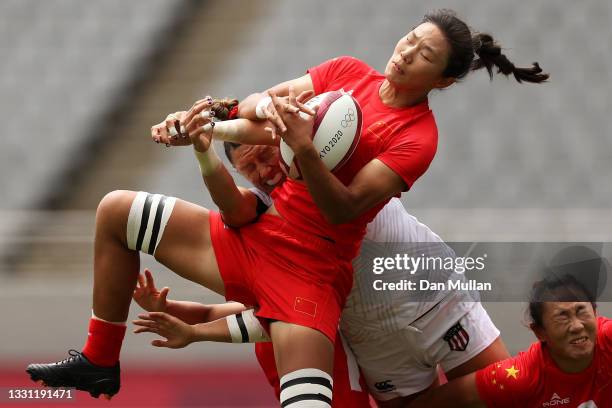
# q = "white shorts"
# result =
<box><xmin>346</xmin><ymin>301</ymin><xmax>500</xmax><ymax>401</ymax></box>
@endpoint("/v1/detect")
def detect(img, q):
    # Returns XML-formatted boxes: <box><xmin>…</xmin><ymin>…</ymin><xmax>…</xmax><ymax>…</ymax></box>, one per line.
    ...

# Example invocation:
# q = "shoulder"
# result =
<box><xmin>322</xmin><ymin>55</ymin><xmax>371</xmax><ymax>73</ymax></box>
<box><xmin>597</xmin><ymin>316</ymin><xmax>612</xmax><ymax>349</ymax></box>
<box><xmin>475</xmin><ymin>344</ymin><xmax>541</xmax><ymax>406</ymax></box>
<box><xmin>365</xmin><ymin>198</ymin><xmax>443</xmax><ymax>243</ymax></box>
<box><xmin>308</xmin><ymin>56</ymin><xmax>375</xmax><ymax>93</ymax></box>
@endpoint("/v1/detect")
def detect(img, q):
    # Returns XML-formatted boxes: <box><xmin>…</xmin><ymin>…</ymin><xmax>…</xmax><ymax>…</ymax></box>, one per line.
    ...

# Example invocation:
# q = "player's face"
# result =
<box><xmin>384</xmin><ymin>22</ymin><xmax>453</xmax><ymax>92</ymax></box>
<box><xmin>230</xmin><ymin>145</ymin><xmax>286</xmax><ymax>194</ymax></box>
<box><xmin>540</xmin><ymin>302</ymin><xmax>597</xmax><ymax>364</ymax></box>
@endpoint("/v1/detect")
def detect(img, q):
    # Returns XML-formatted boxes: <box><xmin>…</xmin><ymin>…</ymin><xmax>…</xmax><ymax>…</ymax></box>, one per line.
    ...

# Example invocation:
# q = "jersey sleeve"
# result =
<box><xmin>248</xmin><ymin>187</ymin><xmax>272</xmax><ymax>218</ymax></box>
<box><xmin>375</xmin><ymin>113</ymin><xmax>438</xmax><ymax>191</ymax></box>
<box><xmin>598</xmin><ymin>316</ymin><xmax>612</xmax><ymax>350</ymax></box>
<box><xmin>307</xmin><ymin>56</ymin><xmax>367</xmax><ymax>95</ymax></box>
<box><xmin>475</xmin><ymin>350</ymin><xmax>536</xmax><ymax>408</ymax></box>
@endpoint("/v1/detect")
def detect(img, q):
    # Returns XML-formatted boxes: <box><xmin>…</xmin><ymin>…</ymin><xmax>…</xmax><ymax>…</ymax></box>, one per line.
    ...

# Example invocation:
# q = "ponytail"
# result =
<box><xmin>210</xmin><ymin>98</ymin><xmax>239</xmax><ymax>121</ymax></box>
<box><xmin>472</xmin><ymin>33</ymin><xmax>549</xmax><ymax>83</ymax></box>
<box><xmin>423</xmin><ymin>9</ymin><xmax>549</xmax><ymax>83</ymax></box>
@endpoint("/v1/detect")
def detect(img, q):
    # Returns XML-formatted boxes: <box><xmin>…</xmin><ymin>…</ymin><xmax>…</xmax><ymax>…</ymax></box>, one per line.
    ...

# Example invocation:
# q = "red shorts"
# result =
<box><xmin>209</xmin><ymin>211</ymin><xmax>353</xmax><ymax>342</ymax></box>
<box><xmin>255</xmin><ymin>338</ymin><xmax>371</xmax><ymax>407</ymax></box>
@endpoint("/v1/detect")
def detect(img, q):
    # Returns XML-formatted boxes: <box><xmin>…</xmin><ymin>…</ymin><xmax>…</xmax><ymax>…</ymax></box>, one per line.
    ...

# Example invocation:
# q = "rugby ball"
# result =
<box><xmin>279</xmin><ymin>90</ymin><xmax>362</xmax><ymax>179</ymax></box>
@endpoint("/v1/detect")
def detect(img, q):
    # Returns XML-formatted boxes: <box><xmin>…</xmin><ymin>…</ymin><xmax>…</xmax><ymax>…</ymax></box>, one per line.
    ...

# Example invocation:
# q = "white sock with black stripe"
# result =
<box><xmin>280</xmin><ymin>368</ymin><xmax>333</xmax><ymax>408</ymax></box>
<box><xmin>126</xmin><ymin>191</ymin><xmax>177</xmax><ymax>255</ymax></box>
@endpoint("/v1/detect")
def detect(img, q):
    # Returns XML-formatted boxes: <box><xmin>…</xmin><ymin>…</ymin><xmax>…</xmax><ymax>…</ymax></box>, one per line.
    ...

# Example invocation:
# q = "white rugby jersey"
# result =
<box><xmin>341</xmin><ymin>198</ymin><xmax>471</xmax><ymax>341</ymax></box>
<box><xmin>250</xmin><ymin>190</ymin><xmax>466</xmax><ymax>338</ymax></box>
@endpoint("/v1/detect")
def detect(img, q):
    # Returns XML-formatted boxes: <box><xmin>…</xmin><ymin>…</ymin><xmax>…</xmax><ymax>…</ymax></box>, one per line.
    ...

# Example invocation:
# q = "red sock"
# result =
<box><xmin>82</xmin><ymin>318</ymin><xmax>126</xmax><ymax>367</ymax></box>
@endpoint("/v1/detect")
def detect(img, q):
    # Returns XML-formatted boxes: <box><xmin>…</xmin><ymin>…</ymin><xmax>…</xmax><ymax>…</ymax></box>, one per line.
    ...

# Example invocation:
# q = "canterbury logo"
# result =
<box><xmin>374</xmin><ymin>380</ymin><xmax>395</xmax><ymax>393</ymax></box>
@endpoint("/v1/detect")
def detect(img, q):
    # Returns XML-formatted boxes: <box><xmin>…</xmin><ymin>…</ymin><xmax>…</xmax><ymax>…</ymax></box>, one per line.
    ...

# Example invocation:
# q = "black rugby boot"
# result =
<box><xmin>26</xmin><ymin>350</ymin><xmax>120</xmax><ymax>398</ymax></box>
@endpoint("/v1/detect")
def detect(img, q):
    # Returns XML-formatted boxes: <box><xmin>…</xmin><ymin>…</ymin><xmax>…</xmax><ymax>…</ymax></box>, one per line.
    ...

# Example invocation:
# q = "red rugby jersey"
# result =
<box><xmin>271</xmin><ymin>56</ymin><xmax>438</xmax><ymax>260</ymax></box>
<box><xmin>476</xmin><ymin>316</ymin><xmax>612</xmax><ymax>407</ymax></box>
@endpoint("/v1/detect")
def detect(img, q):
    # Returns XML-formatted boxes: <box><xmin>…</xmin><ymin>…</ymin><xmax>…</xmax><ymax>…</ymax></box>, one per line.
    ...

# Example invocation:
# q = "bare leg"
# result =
<box><xmin>374</xmin><ymin>338</ymin><xmax>508</xmax><ymax>407</ymax></box>
<box><xmin>271</xmin><ymin>322</ymin><xmax>335</xmax><ymax>406</ymax></box>
<box><xmin>92</xmin><ymin>190</ymin><xmax>224</xmax><ymax>322</ymax></box>
<box><xmin>27</xmin><ymin>190</ymin><xmax>226</xmax><ymax>399</ymax></box>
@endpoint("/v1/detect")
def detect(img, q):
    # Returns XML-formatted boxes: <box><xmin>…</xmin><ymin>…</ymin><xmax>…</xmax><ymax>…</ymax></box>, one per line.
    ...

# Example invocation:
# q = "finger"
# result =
<box><xmin>137</xmin><ymin>313</ymin><xmax>155</xmax><ymax>321</ymax></box>
<box><xmin>151</xmin><ymin>339</ymin><xmax>170</xmax><ymax>348</ymax></box>
<box><xmin>288</xmin><ymin>85</ymin><xmax>297</xmax><ymax>107</ymax></box>
<box><xmin>296</xmin><ymin>90</ymin><xmax>314</xmax><ymax>104</ymax></box>
<box><xmin>295</xmin><ymin>90</ymin><xmax>316</xmax><ymax>115</ymax></box>
<box><xmin>190</xmin><ymin>95</ymin><xmax>213</xmax><ymax>110</ymax></box>
<box><xmin>264</xmin><ymin>127</ymin><xmax>277</xmax><ymax>142</ymax></box>
<box><xmin>152</xmin><ymin>121</ymin><xmax>166</xmax><ymax>137</ymax></box>
<box><xmin>189</xmin><ymin>122</ymin><xmax>213</xmax><ymax>142</ymax></box>
<box><xmin>174</xmin><ymin>120</ymin><xmax>182</xmax><ymax>138</ymax></box>
<box><xmin>270</xmin><ymin>92</ymin><xmax>290</xmax><ymax>121</ymax></box>
<box><xmin>167</xmin><ymin>126</ymin><xmax>178</xmax><ymax>141</ymax></box>
<box><xmin>133</xmin><ymin>327</ymin><xmax>156</xmax><ymax>334</ymax></box>
<box><xmin>298</xmin><ymin>102</ymin><xmax>316</xmax><ymax>116</ymax></box>
<box><xmin>182</xmin><ymin>99</ymin><xmax>213</xmax><ymax>130</ymax></box>
<box><xmin>159</xmin><ymin>287</ymin><xmax>170</xmax><ymax>303</ymax></box>
<box><xmin>200</xmin><ymin>110</ymin><xmax>214</xmax><ymax>120</ymax></box>
<box><xmin>186</xmin><ymin>114</ymin><xmax>211</xmax><ymax>135</ymax></box>
<box><xmin>266</xmin><ymin>96</ymin><xmax>287</xmax><ymax>134</ymax></box>
<box><xmin>167</xmin><ymin>136</ymin><xmax>193</xmax><ymax>147</ymax></box>
<box><xmin>166</xmin><ymin>112</ymin><xmax>188</xmax><ymax>138</ymax></box>
<box><xmin>284</xmin><ymin>104</ymin><xmax>299</xmax><ymax>114</ymax></box>
<box><xmin>191</xmin><ymin>96</ymin><xmax>212</xmax><ymax>106</ymax></box>
<box><xmin>151</xmin><ymin>125</ymin><xmax>162</xmax><ymax>144</ymax></box>
<box><xmin>137</xmin><ymin>273</ymin><xmax>145</xmax><ymax>289</ymax></box>
<box><xmin>132</xmin><ymin>319</ymin><xmax>157</xmax><ymax>328</ymax></box>
<box><xmin>155</xmin><ymin>128</ymin><xmax>171</xmax><ymax>146</ymax></box>
<box><xmin>148</xmin><ymin>311</ymin><xmax>171</xmax><ymax>321</ymax></box>
<box><xmin>145</xmin><ymin>269</ymin><xmax>157</xmax><ymax>291</ymax></box>
<box><xmin>165</xmin><ymin>116</ymin><xmax>179</xmax><ymax>131</ymax></box>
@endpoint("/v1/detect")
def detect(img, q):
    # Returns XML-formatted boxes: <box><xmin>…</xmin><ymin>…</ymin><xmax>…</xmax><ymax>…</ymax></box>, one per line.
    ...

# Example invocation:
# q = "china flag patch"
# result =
<box><xmin>294</xmin><ymin>297</ymin><xmax>317</xmax><ymax>318</ymax></box>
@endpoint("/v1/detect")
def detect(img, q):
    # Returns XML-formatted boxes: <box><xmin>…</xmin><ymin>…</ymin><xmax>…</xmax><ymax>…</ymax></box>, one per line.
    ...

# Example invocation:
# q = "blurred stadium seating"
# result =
<box><xmin>0</xmin><ymin>0</ymin><xmax>611</xmax><ymax>406</ymax></box>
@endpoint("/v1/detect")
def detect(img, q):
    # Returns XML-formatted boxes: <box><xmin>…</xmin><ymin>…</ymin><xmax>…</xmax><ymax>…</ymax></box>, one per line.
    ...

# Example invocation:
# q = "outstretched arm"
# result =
<box><xmin>133</xmin><ymin>269</ymin><xmax>247</xmax><ymax>324</ymax></box>
<box><xmin>237</xmin><ymin>74</ymin><xmax>315</xmax><ymax>120</ymax></box>
<box><xmin>133</xmin><ymin>309</ymin><xmax>270</xmax><ymax>348</ymax></box>
<box><xmin>153</xmin><ymin>111</ymin><xmax>265</xmax><ymax>226</ymax></box>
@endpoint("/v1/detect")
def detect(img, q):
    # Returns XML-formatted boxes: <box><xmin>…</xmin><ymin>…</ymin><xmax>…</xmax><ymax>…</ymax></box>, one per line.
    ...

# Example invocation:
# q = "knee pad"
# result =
<box><xmin>126</xmin><ymin>191</ymin><xmax>176</xmax><ymax>255</ymax></box>
<box><xmin>280</xmin><ymin>368</ymin><xmax>333</xmax><ymax>407</ymax></box>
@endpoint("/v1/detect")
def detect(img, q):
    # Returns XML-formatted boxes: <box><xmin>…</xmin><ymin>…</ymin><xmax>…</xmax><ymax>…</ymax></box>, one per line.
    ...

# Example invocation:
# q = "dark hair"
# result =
<box><xmin>204</xmin><ymin>96</ymin><xmax>241</xmax><ymax>164</ymax></box>
<box><xmin>422</xmin><ymin>9</ymin><xmax>549</xmax><ymax>83</ymax></box>
<box><xmin>223</xmin><ymin>141</ymin><xmax>241</xmax><ymax>164</ymax></box>
<box><xmin>210</xmin><ymin>97</ymin><xmax>239</xmax><ymax>120</ymax></box>
<box><xmin>528</xmin><ymin>274</ymin><xmax>597</xmax><ymax>328</ymax></box>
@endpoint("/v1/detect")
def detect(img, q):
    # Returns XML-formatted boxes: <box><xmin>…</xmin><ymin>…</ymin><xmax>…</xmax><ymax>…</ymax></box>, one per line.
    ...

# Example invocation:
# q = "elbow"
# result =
<box><xmin>323</xmin><ymin>196</ymin><xmax>362</xmax><ymax>225</ymax></box>
<box><xmin>324</xmin><ymin>208</ymin><xmax>356</xmax><ymax>225</ymax></box>
<box><xmin>222</xmin><ymin>218</ymin><xmax>251</xmax><ymax>229</ymax></box>
<box><xmin>326</xmin><ymin>214</ymin><xmax>347</xmax><ymax>225</ymax></box>
<box><xmin>237</xmin><ymin>93</ymin><xmax>265</xmax><ymax>120</ymax></box>
<box><xmin>236</xmin><ymin>103</ymin><xmax>249</xmax><ymax>120</ymax></box>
